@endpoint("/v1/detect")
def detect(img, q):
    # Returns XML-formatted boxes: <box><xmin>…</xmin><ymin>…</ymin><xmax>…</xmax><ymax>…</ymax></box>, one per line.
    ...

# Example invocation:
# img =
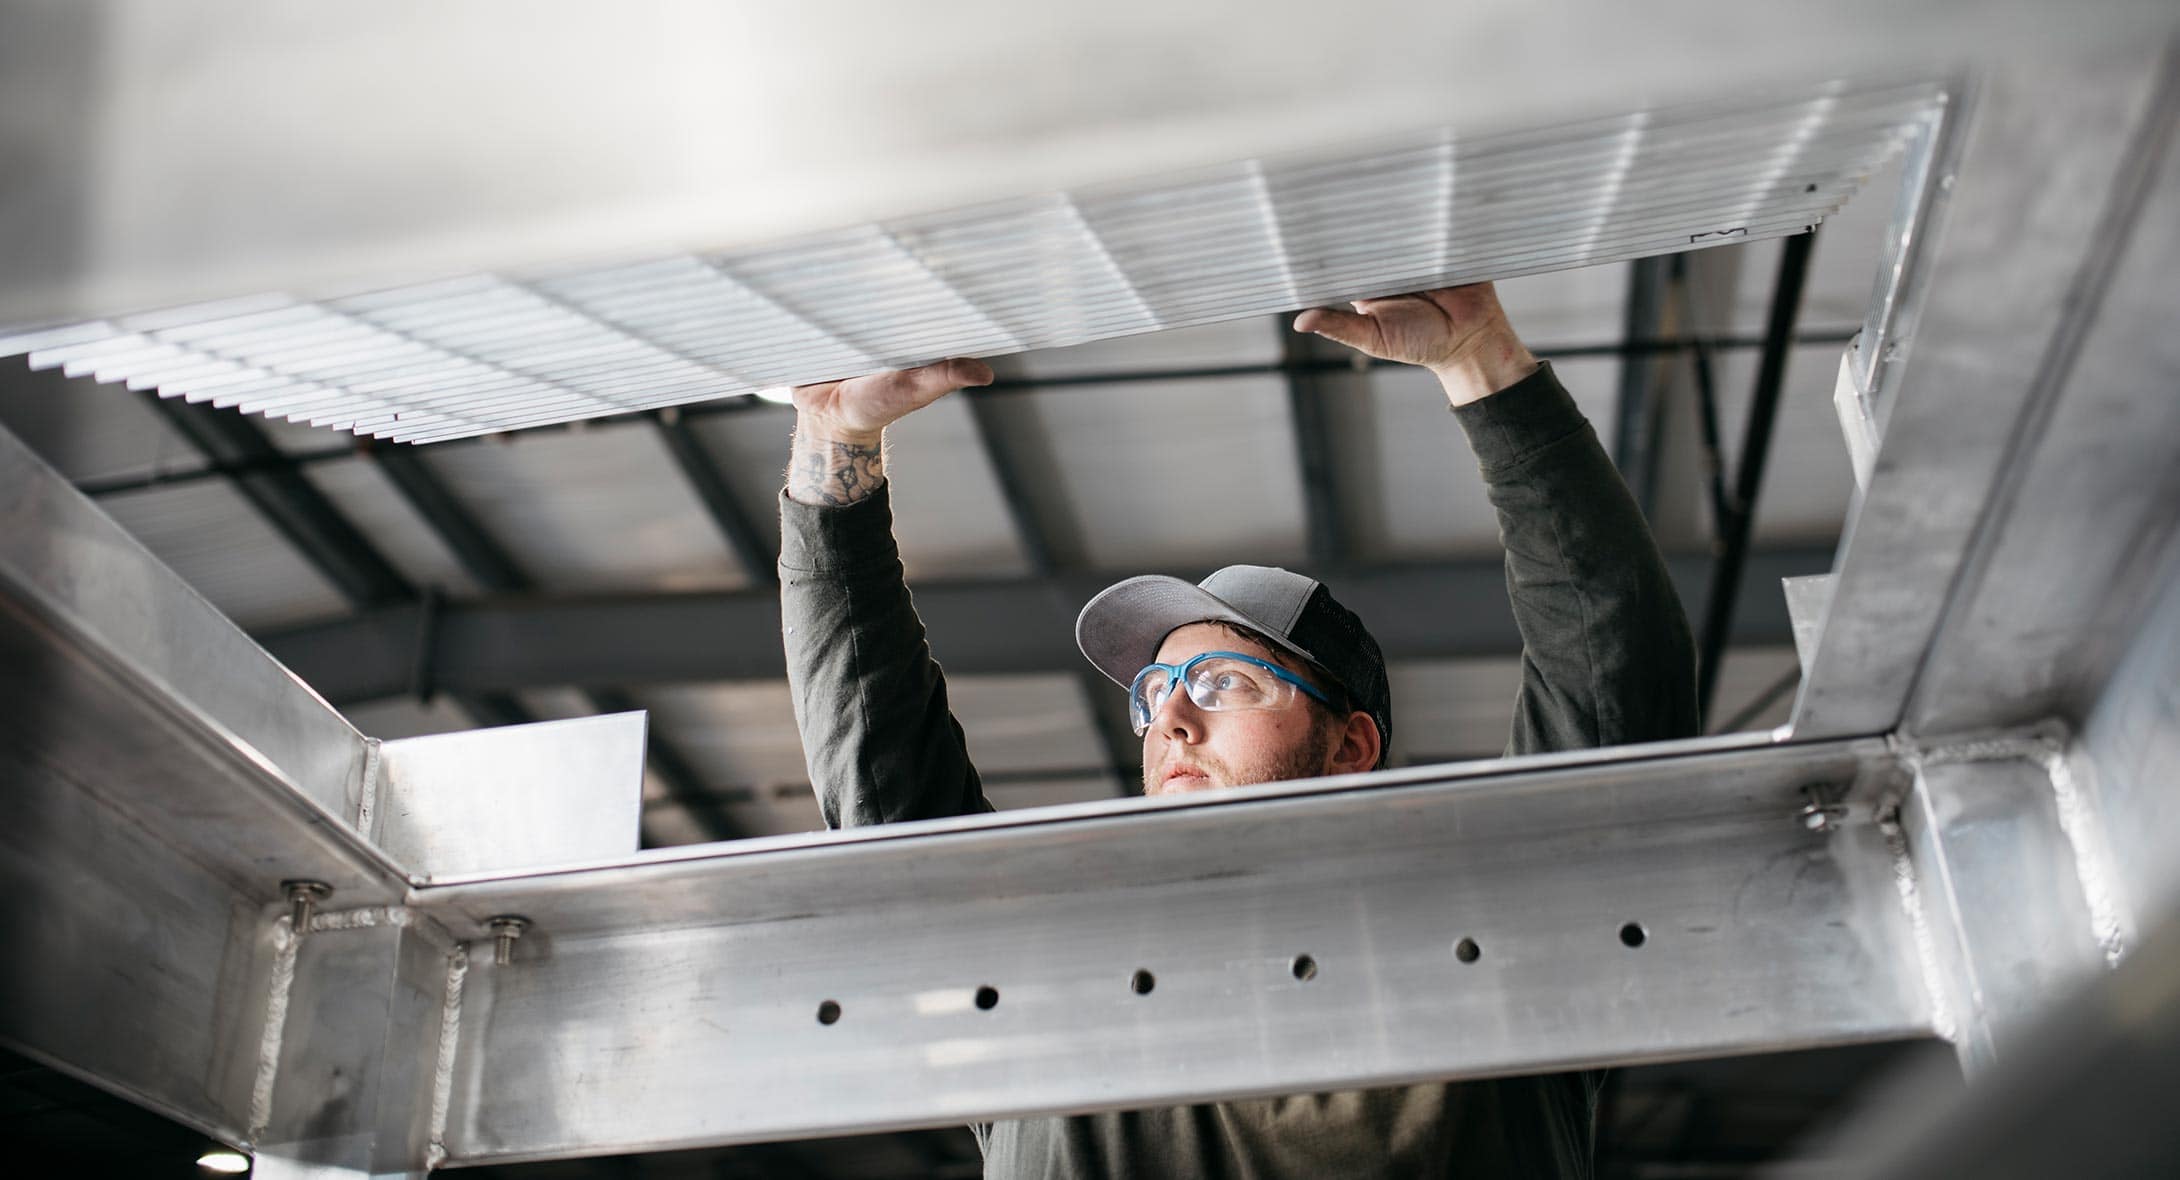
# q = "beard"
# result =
<box><xmin>1142</xmin><ymin>731</ymin><xmax>1337</xmax><ymax>795</ymax></box>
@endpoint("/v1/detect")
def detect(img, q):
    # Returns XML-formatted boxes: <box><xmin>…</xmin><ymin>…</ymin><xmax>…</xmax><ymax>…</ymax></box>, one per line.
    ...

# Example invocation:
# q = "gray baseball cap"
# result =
<box><xmin>1076</xmin><ymin>565</ymin><xmax>1391</xmax><ymax>766</ymax></box>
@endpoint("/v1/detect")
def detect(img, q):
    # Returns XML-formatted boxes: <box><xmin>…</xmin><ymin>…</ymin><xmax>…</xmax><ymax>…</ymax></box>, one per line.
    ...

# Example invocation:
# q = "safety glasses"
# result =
<box><xmin>1127</xmin><ymin>650</ymin><xmax>1332</xmax><ymax>736</ymax></box>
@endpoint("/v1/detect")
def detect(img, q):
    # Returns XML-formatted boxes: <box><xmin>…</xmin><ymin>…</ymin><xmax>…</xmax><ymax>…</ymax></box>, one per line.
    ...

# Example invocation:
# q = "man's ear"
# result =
<box><xmin>1327</xmin><ymin>712</ymin><xmax>1382</xmax><ymax>775</ymax></box>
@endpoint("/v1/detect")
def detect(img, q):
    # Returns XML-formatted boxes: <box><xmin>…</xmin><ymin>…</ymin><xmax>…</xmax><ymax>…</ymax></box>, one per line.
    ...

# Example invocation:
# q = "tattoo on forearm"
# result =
<box><xmin>789</xmin><ymin>436</ymin><xmax>886</xmax><ymax>506</ymax></box>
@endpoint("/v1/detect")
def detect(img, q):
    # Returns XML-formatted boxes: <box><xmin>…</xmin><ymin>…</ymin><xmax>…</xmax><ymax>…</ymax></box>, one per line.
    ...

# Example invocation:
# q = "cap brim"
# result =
<box><xmin>1075</xmin><ymin>575</ymin><xmax>1322</xmax><ymax>688</ymax></box>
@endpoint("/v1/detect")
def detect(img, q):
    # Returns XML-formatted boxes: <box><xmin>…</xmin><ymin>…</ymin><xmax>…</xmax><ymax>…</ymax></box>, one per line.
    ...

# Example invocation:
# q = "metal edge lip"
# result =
<box><xmin>412</xmin><ymin>729</ymin><xmax>1887</xmax><ymax>891</ymax></box>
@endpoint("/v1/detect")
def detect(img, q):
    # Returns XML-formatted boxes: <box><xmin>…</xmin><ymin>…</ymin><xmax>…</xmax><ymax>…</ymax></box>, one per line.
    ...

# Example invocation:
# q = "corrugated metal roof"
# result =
<box><xmin>303</xmin><ymin>454</ymin><xmax>489</xmax><ymax>597</ymax></box>
<box><xmin>419</xmin><ymin>421</ymin><xmax>754</xmax><ymax>592</ymax></box>
<box><xmin>96</xmin><ymin>479</ymin><xmax>350</xmax><ymax>629</ymax></box>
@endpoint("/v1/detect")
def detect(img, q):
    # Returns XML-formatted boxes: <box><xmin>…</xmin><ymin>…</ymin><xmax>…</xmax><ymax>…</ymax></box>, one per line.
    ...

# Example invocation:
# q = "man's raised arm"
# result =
<box><xmin>780</xmin><ymin>359</ymin><xmax>999</xmax><ymax>826</ymax></box>
<box><xmin>1299</xmin><ymin>284</ymin><xmax>1699</xmax><ymax>755</ymax></box>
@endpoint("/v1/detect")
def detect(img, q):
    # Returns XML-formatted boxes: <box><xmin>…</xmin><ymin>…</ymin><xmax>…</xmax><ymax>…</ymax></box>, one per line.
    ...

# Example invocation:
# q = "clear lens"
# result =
<box><xmin>1130</xmin><ymin>655</ymin><xmax>1300</xmax><ymax>735</ymax></box>
<box><xmin>1128</xmin><ymin>666</ymin><xmax>1174</xmax><ymax>735</ymax></box>
<box><xmin>1187</xmin><ymin>656</ymin><xmax>1296</xmax><ymax>712</ymax></box>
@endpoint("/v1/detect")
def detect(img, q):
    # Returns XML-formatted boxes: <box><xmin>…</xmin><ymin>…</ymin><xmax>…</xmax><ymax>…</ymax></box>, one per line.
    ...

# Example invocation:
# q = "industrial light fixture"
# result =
<box><xmin>196</xmin><ymin>1147</ymin><xmax>250</xmax><ymax>1174</ymax></box>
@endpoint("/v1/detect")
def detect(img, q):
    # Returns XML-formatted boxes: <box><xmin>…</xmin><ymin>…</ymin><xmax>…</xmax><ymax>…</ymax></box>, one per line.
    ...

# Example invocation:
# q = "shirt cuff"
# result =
<box><xmin>778</xmin><ymin>483</ymin><xmax>902</xmax><ymax>574</ymax></box>
<box><xmin>1449</xmin><ymin>361</ymin><xmax>1590</xmax><ymax>477</ymax></box>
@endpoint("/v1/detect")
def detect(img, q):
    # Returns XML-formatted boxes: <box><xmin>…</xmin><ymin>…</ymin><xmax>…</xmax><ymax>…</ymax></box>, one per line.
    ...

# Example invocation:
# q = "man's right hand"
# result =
<box><xmin>786</xmin><ymin>358</ymin><xmax>994</xmax><ymax>507</ymax></box>
<box><xmin>1294</xmin><ymin>283</ymin><xmax>1537</xmax><ymax>408</ymax></box>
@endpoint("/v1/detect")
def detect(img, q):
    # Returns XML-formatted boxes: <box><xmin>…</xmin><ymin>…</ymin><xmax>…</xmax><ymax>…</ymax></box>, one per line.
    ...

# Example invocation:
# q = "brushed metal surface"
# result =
<box><xmin>0</xmin><ymin>416</ymin><xmax>411</xmax><ymax>1149</ymax></box>
<box><xmin>0</xmin><ymin>420</ymin><xmax>373</xmax><ymax>829</ymax></box>
<box><xmin>1898</xmin><ymin>751</ymin><xmax>2107</xmax><ymax>1072</ymax></box>
<box><xmin>413</xmin><ymin>736</ymin><xmax>1931</xmax><ymax>1163</ymax></box>
<box><xmin>374</xmin><ymin>712</ymin><xmax>645</xmax><ymax>880</ymax></box>
<box><xmin>1900</xmin><ymin>47</ymin><xmax>2180</xmax><ymax>739</ymax></box>
<box><xmin>1790</xmin><ymin>47</ymin><xmax>2173</xmax><ymax>740</ymax></box>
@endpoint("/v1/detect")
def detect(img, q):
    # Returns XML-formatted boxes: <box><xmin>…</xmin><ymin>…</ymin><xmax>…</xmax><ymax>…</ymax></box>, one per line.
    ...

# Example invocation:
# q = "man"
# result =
<box><xmin>779</xmin><ymin>283</ymin><xmax>1697</xmax><ymax>1176</ymax></box>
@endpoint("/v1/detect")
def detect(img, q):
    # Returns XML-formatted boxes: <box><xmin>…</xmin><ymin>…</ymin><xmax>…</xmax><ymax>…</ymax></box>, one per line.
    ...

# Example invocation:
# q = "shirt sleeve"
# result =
<box><xmin>778</xmin><ymin>484</ymin><xmax>994</xmax><ymax>827</ymax></box>
<box><xmin>1451</xmin><ymin>362</ymin><xmax>1700</xmax><ymax>755</ymax></box>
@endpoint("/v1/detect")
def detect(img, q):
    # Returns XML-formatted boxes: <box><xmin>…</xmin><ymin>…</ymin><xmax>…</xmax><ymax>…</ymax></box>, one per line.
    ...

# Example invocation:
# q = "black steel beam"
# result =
<box><xmin>262</xmin><ymin>546</ymin><xmax>1829</xmax><ymax>705</ymax></box>
<box><xmin>1610</xmin><ymin>257</ymin><xmax>1674</xmax><ymax>519</ymax></box>
<box><xmin>1695</xmin><ymin>231</ymin><xmax>1819</xmax><ymax>719</ymax></box>
<box><xmin>1282</xmin><ymin>324</ymin><xmax>1357</xmax><ymax>566</ymax></box>
<box><xmin>962</xmin><ymin>393</ymin><xmax>1061</xmax><ymax>573</ymax></box>
<box><xmin>363</xmin><ymin>443</ymin><xmax>530</xmax><ymax>591</ymax></box>
<box><xmin>139</xmin><ymin>395</ymin><xmax>411</xmax><ymax>606</ymax></box>
<box><xmin>651</xmin><ymin>408</ymin><xmax>778</xmax><ymax>586</ymax></box>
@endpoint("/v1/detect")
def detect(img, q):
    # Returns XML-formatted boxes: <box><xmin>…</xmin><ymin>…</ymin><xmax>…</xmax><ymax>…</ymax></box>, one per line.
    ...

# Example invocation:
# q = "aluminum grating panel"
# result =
<box><xmin>1</xmin><ymin>79</ymin><xmax>1942</xmax><ymax>443</ymax></box>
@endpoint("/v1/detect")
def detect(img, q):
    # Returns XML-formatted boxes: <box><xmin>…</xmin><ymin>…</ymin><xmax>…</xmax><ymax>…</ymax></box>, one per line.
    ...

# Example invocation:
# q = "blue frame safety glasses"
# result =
<box><xmin>1127</xmin><ymin>650</ymin><xmax>1333</xmax><ymax>736</ymax></box>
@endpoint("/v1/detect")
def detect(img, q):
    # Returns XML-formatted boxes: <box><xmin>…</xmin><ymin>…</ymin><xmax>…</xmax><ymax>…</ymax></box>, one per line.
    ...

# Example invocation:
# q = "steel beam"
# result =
<box><xmin>252</xmin><ymin>911</ymin><xmax>459</xmax><ymax>1179</ymax></box>
<box><xmin>141</xmin><ymin>393</ymin><xmax>410</xmax><ymax>606</ymax></box>
<box><xmin>1890</xmin><ymin>742</ymin><xmax>2111</xmax><ymax>1072</ymax></box>
<box><xmin>1281</xmin><ymin>323</ymin><xmax>1359</xmax><ymax>566</ymax></box>
<box><xmin>1899</xmin><ymin>43</ymin><xmax>2180</xmax><ymax>737</ymax></box>
<box><xmin>650</xmin><ymin>409</ymin><xmax>777</xmax><ymax>587</ymax></box>
<box><xmin>259</xmin><ymin>547</ymin><xmax>1828</xmax><ymax>704</ymax></box>
<box><xmin>1791</xmin><ymin>49</ymin><xmax>2172</xmax><ymax>738</ymax></box>
<box><xmin>412</xmin><ymin>734</ymin><xmax>1930</xmax><ymax>1164</ymax></box>
<box><xmin>1860</xmin><ymin>898</ymin><xmax>2180</xmax><ymax>1180</ymax></box>
<box><xmin>0</xmin><ymin>420</ymin><xmax>401</xmax><ymax>1151</ymax></box>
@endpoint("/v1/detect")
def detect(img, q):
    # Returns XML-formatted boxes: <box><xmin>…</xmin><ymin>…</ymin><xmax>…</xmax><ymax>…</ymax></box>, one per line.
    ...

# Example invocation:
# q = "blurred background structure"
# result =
<box><xmin>2</xmin><ymin>3</ymin><xmax>2177</xmax><ymax>1178</ymax></box>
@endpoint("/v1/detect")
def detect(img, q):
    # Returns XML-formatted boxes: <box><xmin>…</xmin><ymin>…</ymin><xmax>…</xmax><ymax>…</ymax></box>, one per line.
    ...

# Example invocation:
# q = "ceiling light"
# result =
<box><xmin>197</xmin><ymin>1147</ymin><xmax>250</xmax><ymax>1174</ymax></box>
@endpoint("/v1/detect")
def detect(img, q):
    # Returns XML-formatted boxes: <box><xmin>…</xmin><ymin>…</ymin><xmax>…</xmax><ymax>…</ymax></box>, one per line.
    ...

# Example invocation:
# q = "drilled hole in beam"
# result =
<box><xmin>1454</xmin><ymin>937</ymin><xmax>1481</xmax><ymax>964</ymax></box>
<box><xmin>1619</xmin><ymin>922</ymin><xmax>1648</xmax><ymax>949</ymax></box>
<box><xmin>1131</xmin><ymin>969</ymin><xmax>1156</xmax><ymax>995</ymax></box>
<box><xmin>1291</xmin><ymin>954</ymin><xmax>1318</xmax><ymax>982</ymax></box>
<box><xmin>816</xmin><ymin>1000</ymin><xmax>841</xmax><ymax>1025</ymax></box>
<box><xmin>975</xmin><ymin>985</ymin><xmax>1001</xmax><ymax>1010</ymax></box>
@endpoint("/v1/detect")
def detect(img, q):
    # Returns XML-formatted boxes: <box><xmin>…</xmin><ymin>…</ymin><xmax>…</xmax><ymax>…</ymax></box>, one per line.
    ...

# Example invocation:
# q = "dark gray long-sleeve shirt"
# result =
<box><xmin>779</xmin><ymin>362</ymin><xmax>1698</xmax><ymax>1178</ymax></box>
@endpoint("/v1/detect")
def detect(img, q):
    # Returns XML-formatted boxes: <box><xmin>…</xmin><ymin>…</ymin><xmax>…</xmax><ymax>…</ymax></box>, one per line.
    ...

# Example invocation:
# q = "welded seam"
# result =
<box><xmin>354</xmin><ymin>736</ymin><xmax>383</xmax><ymax>840</ymax></box>
<box><xmin>426</xmin><ymin>944</ymin><xmax>469</xmax><ymax>1169</ymax></box>
<box><xmin>247</xmin><ymin>917</ymin><xmax>301</xmax><ymax>1143</ymax></box>
<box><xmin>2037</xmin><ymin>743</ymin><xmax>2130</xmax><ymax>966</ymax></box>
<box><xmin>1895</xmin><ymin>731</ymin><xmax>2049</xmax><ymax>767</ymax></box>
<box><xmin>311</xmin><ymin>904</ymin><xmax>461</xmax><ymax>953</ymax></box>
<box><xmin>1897</xmin><ymin>729</ymin><xmax>2131</xmax><ymax>966</ymax></box>
<box><xmin>249</xmin><ymin>904</ymin><xmax>458</xmax><ymax>1149</ymax></box>
<box><xmin>1878</xmin><ymin>797</ymin><xmax>1958</xmax><ymax>1044</ymax></box>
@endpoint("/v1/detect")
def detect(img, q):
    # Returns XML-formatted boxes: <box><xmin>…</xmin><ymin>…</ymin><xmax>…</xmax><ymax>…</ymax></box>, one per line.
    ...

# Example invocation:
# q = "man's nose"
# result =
<box><xmin>1149</xmin><ymin>682</ymin><xmax>1205</xmax><ymax>742</ymax></box>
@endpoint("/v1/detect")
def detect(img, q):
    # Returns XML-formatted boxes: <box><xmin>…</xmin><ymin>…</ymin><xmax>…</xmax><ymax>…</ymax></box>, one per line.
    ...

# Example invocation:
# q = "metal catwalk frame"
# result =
<box><xmin>3</xmin><ymin>46</ymin><xmax>2179</xmax><ymax>1178</ymax></box>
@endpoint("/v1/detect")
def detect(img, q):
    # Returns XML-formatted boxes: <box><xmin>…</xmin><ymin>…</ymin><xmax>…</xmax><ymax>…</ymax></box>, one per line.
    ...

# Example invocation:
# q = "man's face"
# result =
<box><xmin>1140</xmin><ymin>622</ymin><xmax>1341</xmax><ymax>796</ymax></box>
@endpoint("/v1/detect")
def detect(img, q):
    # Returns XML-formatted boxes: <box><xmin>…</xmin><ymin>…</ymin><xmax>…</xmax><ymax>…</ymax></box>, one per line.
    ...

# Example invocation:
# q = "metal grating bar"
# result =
<box><xmin>8</xmin><ymin>80</ymin><xmax>1943</xmax><ymax>444</ymax></box>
